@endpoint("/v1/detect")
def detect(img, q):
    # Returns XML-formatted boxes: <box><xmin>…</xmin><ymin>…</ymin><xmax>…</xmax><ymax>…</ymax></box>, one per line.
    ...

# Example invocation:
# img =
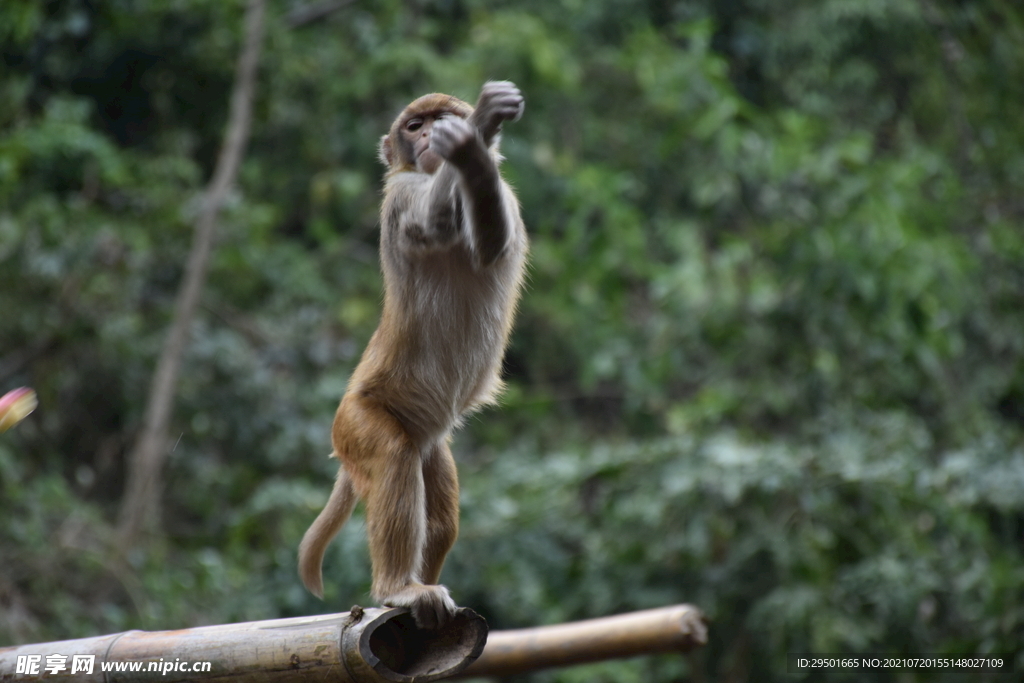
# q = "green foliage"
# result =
<box><xmin>2</xmin><ymin>0</ymin><xmax>1024</xmax><ymax>681</ymax></box>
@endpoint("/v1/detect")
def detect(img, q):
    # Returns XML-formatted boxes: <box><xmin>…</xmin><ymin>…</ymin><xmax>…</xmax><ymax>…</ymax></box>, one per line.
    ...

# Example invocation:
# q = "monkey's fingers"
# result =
<box><xmin>478</xmin><ymin>81</ymin><xmax>524</xmax><ymax>122</ymax></box>
<box><xmin>480</xmin><ymin>80</ymin><xmax>520</xmax><ymax>100</ymax></box>
<box><xmin>493</xmin><ymin>98</ymin><xmax>525</xmax><ymax>122</ymax></box>
<box><xmin>429</xmin><ymin>116</ymin><xmax>477</xmax><ymax>161</ymax></box>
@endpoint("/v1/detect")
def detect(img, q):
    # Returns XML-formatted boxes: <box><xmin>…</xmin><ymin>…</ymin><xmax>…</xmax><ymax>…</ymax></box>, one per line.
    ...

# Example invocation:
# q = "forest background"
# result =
<box><xmin>2</xmin><ymin>1</ymin><xmax>1023</xmax><ymax>681</ymax></box>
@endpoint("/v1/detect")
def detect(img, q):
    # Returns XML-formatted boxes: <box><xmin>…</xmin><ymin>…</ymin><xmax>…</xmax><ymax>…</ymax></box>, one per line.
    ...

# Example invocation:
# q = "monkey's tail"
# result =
<box><xmin>298</xmin><ymin>466</ymin><xmax>358</xmax><ymax>599</ymax></box>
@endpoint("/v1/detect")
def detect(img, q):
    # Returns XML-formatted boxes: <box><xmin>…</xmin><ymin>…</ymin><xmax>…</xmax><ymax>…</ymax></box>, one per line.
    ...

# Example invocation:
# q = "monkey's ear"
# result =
<box><xmin>378</xmin><ymin>134</ymin><xmax>394</xmax><ymax>168</ymax></box>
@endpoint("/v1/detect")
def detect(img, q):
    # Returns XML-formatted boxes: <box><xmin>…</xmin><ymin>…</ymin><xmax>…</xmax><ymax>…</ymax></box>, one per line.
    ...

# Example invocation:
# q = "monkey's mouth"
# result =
<box><xmin>416</xmin><ymin>149</ymin><xmax>443</xmax><ymax>174</ymax></box>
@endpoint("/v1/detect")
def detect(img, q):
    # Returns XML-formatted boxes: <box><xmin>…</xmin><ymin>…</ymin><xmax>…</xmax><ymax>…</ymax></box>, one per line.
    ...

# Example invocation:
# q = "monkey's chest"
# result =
<box><xmin>398</xmin><ymin>278</ymin><xmax>507</xmax><ymax>406</ymax></box>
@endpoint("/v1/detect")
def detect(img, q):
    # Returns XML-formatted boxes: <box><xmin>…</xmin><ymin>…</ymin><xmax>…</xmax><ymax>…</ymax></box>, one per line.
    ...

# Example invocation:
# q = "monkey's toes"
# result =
<box><xmin>379</xmin><ymin>582</ymin><xmax>459</xmax><ymax>630</ymax></box>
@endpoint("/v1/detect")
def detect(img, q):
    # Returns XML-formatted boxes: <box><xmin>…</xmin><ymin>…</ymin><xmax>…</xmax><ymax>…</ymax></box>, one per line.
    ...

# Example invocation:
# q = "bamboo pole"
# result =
<box><xmin>0</xmin><ymin>607</ymin><xmax>487</xmax><ymax>683</ymax></box>
<box><xmin>455</xmin><ymin>604</ymin><xmax>706</xmax><ymax>678</ymax></box>
<box><xmin>0</xmin><ymin>604</ymin><xmax>705</xmax><ymax>682</ymax></box>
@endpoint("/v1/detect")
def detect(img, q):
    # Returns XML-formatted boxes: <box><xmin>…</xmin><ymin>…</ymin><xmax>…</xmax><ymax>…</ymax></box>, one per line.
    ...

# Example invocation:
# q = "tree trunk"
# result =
<box><xmin>117</xmin><ymin>0</ymin><xmax>266</xmax><ymax>547</ymax></box>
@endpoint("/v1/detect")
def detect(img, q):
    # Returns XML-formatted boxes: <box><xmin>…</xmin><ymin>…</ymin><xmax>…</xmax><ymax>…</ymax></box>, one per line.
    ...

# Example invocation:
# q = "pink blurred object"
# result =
<box><xmin>0</xmin><ymin>387</ymin><xmax>37</xmax><ymax>432</ymax></box>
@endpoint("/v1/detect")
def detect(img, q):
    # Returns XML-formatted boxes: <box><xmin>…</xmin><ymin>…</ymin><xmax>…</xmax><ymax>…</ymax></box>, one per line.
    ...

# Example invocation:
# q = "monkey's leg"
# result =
<box><xmin>420</xmin><ymin>440</ymin><xmax>460</xmax><ymax>585</ymax></box>
<box><xmin>354</xmin><ymin>407</ymin><xmax>457</xmax><ymax>628</ymax></box>
<box><xmin>363</xmin><ymin>430</ymin><xmax>427</xmax><ymax>597</ymax></box>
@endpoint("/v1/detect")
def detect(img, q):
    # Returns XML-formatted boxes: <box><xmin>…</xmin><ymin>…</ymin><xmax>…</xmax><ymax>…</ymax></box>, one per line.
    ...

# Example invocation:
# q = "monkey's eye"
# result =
<box><xmin>406</xmin><ymin>118</ymin><xmax>424</xmax><ymax>132</ymax></box>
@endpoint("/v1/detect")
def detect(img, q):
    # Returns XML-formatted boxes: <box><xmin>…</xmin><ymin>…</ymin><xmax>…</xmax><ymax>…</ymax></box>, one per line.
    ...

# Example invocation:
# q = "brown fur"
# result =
<box><xmin>298</xmin><ymin>82</ymin><xmax>528</xmax><ymax>628</ymax></box>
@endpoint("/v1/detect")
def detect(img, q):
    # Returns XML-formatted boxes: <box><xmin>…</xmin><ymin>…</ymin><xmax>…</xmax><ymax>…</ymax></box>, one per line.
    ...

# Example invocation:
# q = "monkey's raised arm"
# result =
<box><xmin>429</xmin><ymin>116</ymin><xmax>512</xmax><ymax>267</ymax></box>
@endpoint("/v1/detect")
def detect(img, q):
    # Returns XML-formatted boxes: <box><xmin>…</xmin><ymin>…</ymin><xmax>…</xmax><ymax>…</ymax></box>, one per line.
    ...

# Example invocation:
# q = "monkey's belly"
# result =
<box><xmin>400</xmin><ymin>351</ymin><xmax>502</xmax><ymax>433</ymax></box>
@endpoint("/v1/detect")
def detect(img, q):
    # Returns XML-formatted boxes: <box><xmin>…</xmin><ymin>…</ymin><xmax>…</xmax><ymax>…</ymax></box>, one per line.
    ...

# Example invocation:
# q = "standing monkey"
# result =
<box><xmin>298</xmin><ymin>82</ymin><xmax>528</xmax><ymax>628</ymax></box>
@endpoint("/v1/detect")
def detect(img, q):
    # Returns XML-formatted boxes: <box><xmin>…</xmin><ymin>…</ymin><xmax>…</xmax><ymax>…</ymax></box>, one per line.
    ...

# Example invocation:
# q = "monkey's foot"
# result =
<box><xmin>379</xmin><ymin>583</ymin><xmax>458</xmax><ymax>630</ymax></box>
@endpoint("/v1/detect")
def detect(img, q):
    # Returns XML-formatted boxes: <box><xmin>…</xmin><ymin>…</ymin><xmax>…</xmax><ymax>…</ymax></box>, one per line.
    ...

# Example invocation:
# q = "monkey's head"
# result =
<box><xmin>379</xmin><ymin>93</ymin><xmax>474</xmax><ymax>174</ymax></box>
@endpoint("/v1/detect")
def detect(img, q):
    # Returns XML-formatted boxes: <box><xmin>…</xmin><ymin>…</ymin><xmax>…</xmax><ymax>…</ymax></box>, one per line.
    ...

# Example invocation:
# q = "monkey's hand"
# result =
<box><xmin>380</xmin><ymin>583</ymin><xmax>458</xmax><ymax>630</ymax></box>
<box><xmin>429</xmin><ymin>116</ymin><xmax>487</xmax><ymax>170</ymax></box>
<box><xmin>469</xmin><ymin>81</ymin><xmax>524</xmax><ymax>146</ymax></box>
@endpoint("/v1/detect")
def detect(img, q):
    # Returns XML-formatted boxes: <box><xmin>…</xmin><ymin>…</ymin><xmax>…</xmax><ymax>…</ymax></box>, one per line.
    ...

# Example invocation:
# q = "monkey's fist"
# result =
<box><xmin>471</xmin><ymin>80</ymin><xmax>524</xmax><ymax>144</ymax></box>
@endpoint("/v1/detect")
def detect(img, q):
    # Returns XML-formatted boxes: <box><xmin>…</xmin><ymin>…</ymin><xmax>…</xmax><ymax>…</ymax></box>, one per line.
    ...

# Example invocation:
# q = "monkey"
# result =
<box><xmin>298</xmin><ymin>81</ymin><xmax>528</xmax><ymax>629</ymax></box>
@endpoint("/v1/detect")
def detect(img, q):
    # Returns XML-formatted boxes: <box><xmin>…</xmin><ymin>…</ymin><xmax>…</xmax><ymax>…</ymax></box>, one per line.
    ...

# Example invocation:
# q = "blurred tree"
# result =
<box><xmin>118</xmin><ymin>0</ymin><xmax>266</xmax><ymax>549</ymax></box>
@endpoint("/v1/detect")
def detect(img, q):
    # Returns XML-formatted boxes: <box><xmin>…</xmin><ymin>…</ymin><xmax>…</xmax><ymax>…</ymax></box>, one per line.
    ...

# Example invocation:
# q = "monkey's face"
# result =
<box><xmin>400</xmin><ymin>112</ymin><xmax>457</xmax><ymax>175</ymax></box>
<box><xmin>380</xmin><ymin>94</ymin><xmax>474</xmax><ymax>174</ymax></box>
